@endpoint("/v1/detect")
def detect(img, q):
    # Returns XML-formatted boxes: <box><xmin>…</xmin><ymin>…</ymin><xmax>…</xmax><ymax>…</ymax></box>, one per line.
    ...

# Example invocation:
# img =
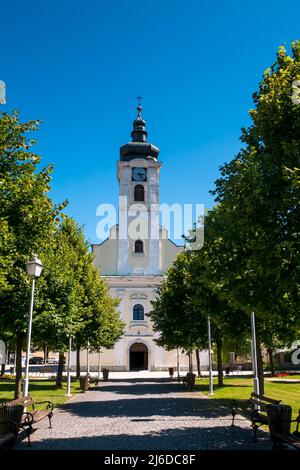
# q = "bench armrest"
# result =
<box><xmin>231</xmin><ymin>398</ymin><xmax>250</xmax><ymax>409</ymax></box>
<box><xmin>33</xmin><ymin>400</ymin><xmax>54</xmax><ymax>411</ymax></box>
<box><xmin>22</xmin><ymin>411</ymin><xmax>34</xmax><ymax>425</ymax></box>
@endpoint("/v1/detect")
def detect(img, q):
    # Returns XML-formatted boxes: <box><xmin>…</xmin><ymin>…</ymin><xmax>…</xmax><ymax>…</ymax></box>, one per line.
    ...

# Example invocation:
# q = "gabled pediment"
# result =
<box><xmin>130</xmin><ymin>293</ymin><xmax>148</xmax><ymax>300</ymax></box>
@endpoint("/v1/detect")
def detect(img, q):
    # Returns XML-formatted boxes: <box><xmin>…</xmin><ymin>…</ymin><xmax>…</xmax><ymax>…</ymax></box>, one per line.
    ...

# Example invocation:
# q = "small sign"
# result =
<box><xmin>0</xmin><ymin>340</ymin><xmax>6</xmax><ymax>364</ymax></box>
<box><xmin>292</xmin><ymin>348</ymin><xmax>300</xmax><ymax>365</ymax></box>
<box><xmin>0</xmin><ymin>81</ymin><xmax>6</xmax><ymax>104</ymax></box>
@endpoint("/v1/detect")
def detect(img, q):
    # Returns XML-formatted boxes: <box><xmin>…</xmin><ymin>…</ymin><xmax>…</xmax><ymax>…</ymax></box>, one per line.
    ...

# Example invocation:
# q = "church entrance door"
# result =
<box><xmin>129</xmin><ymin>343</ymin><xmax>148</xmax><ymax>371</ymax></box>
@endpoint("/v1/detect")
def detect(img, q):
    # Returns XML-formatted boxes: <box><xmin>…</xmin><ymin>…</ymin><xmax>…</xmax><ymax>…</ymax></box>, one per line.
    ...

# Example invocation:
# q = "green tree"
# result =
<box><xmin>0</xmin><ymin>219</ymin><xmax>13</xmax><ymax>292</ymax></box>
<box><xmin>0</xmin><ymin>111</ymin><xmax>65</xmax><ymax>397</ymax></box>
<box><xmin>34</xmin><ymin>217</ymin><xmax>124</xmax><ymax>386</ymax></box>
<box><xmin>207</xmin><ymin>42</ymin><xmax>300</xmax><ymax>391</ymax></box>
<box><xmin>188</xmin><ymin>246</ymin><xmax>250</xmax><ymax>386</ymax></box>
<box><xmin>150</xmin><ymin>245</ymin><xmax>249</xmax><ymax>385</ymax></box>
<box><xmin>73</xmin><ymin>252</ymin><xmax>124</xmax><ymax>377</ymax></box>
<box><xmin>149</xmin><ymin>251</ymin><xmax>208</xmax><ymax>363</ymax></box>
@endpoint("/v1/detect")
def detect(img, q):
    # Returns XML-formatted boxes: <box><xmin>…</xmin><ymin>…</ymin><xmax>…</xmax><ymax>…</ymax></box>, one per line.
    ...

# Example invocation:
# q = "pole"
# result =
<box><xmin>177</xmin><ymin>348</ymin><xmax>180</xmax><ymax>381</ymax></box>
<box><xmin>208</xmin><ymin>315</ymin><xmax>214</xmax><ymax>396</ymax></box>
<box><xmin>65</xmin><ymin>335</ymin><xmax>72</xmax><ymax>397</ymax></box>
<box><xmin>98</xmin><ymin>349</ymin><xmax>101</xmax><ymax>378</ymax></box>
<box><xmin>23</xmin><ymin>278</ymin><xmax>35</xmax><ymax>397</ymax></box>
<box><xmin>87</xmin><ymin>341</ymin><xmax>90</xmax><ymax>376</ymax></box>
<box><xmin>251</xmin><ymin>311</ymin><xmax>260</xmax><ymax>397</ymax></box>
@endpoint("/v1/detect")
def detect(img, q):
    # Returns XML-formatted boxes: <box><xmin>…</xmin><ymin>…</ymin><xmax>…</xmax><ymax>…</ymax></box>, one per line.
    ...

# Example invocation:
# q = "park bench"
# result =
<box><xmin>0</xmin><ymin>404</ymin><xmax>24</xmax><ymax>449</ymax></box>
<box><xmin>266</xmin><ymin>403</ymin><xmax>300</xmax><ymax>451</ymax></box>
<box><xmin>231</xmin><ymin>392</ymin><xmax>281</xmax><ymax>443</ymax></box>
<box><xmin>9</xmin><ymin>395</ymin><xmax>54</xmax><ymax>443</ymax></box>
<box><xmin>179</xmin><ymin>372</ymin><xmax>196</xmax><ymax>391</ymax></box>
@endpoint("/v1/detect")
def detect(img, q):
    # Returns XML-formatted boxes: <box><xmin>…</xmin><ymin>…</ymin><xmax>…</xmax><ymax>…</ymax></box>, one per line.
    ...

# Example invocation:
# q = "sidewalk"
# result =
<box><xmin>16</xmin><ymin>376</ymin><xmax>271</xmax><ymax>450</ymax></box>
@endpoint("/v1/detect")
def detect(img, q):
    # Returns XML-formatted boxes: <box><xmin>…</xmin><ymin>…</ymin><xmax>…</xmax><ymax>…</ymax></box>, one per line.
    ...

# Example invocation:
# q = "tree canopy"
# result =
<box><xmin>0</xmin><ymin>111</ymin><xmax>123</xmax><ymax>395</ymax></box>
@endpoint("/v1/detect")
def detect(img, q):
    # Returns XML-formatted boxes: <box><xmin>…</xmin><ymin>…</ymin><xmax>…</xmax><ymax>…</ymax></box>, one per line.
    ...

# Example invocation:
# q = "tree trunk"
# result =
<box><xmin>267</xmin><ymin>348</ymin><xmax>275</xmax><ymax>377</ymax></box>
<box><xmin>14</xmin><ymin>335</ymin><xmax>23</xmax><ymax>398</ymax></box>
<box><xmin>76</xmin><ymin>347</ymin><xmax>81</xmax><ymax>379</ymax></box>
<box><xmin>188</xmin><ymin>351</ymin><xmax>193</xmax><ymax>373</ymax></box>
<box><xmin>0</xmin><ymin>363</ymin><xmax>5</xmax><ymax>376</ymax></box>
<box><xmin>196</xmin><ymin>349</ymin><xmax>201</xmax><ymax>377</ymax></box>
<box><xmin>43</xmin><ymin>344</ymin><xmax>48</xmax><ymax>364</ymax></box>
<box><xmin>216</xmin><ymin>339</ymin><xmax>223</xmax><ymax>386</ymax></box>
<box><xmin>256</xmin><ymin>329</ymin><xmax>264</xmax><ymax>395</ymax></box>
<box><xmin>55</xmin><ymin>353</ymin><xmax>65</xmax><ymax>389</ymax></box>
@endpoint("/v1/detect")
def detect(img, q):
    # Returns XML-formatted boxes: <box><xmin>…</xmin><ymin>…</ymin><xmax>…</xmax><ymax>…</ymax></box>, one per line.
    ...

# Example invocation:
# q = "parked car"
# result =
<box><xmin>46</xmin><ymin>358</ymin><xmax>58</xmax><ymax>364</ymax></box>
<box><xmin>29</xmin><ymin>357</ymin><xmax>44</xmax><ymax>365</ymax></box>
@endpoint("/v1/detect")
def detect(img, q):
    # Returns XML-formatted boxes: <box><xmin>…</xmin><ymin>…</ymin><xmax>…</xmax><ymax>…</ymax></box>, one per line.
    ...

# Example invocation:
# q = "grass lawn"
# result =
<box><xmin>196</xmin><ymin>376</ymin><xmax>300</xmax><ymax>431</ymax></box>
<box><xmin>0</xmin><ymin>378</ymin><xmax>80</xmax><ymax>407</ymax></box>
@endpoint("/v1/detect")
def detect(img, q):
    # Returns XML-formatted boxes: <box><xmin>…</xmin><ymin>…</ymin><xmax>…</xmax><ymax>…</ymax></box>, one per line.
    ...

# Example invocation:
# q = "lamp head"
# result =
<box><xmin>25</xmin><ymin>254</ymin><xmax>44</xmax><ymax>278</ymax></box>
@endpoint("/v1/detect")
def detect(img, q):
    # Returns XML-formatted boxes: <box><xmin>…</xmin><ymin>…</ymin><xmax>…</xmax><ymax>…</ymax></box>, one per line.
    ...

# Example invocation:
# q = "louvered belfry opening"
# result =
<box><xmin>134</xmin><ymin>184</ymin><xmax>144</xmax><ymax>201</ymax></box>
<box><xmin>134</xmin><ymin>240</ymin><xmax>144</xmax><ymax>253</ymax></box>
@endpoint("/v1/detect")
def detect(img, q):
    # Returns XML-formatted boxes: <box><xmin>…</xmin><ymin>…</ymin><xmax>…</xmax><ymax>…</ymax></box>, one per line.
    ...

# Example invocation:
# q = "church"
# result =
<box><xmin>86</xmin><ymin>104</ymin><xmax>202</xmax><ymax>371</ymax></box>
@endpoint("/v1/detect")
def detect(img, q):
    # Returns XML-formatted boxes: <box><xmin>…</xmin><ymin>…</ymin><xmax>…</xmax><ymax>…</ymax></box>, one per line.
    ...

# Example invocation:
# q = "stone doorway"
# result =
<box><xmin>129</xmin><ymin>343</ymin><xmax>148</xmax><ymax>371</ymax></box>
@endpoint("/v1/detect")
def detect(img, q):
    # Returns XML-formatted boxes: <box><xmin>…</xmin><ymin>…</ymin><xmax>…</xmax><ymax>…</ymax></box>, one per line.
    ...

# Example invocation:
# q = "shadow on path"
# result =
<box><xmin>61</xmin><ymin>395</ymin><xmax>234</xmax><ymax>419</ymax></box>
<box><xmin>18</xmin><ymin>424</ymin><xmax>270</xmax><ymax>450</ymax></box>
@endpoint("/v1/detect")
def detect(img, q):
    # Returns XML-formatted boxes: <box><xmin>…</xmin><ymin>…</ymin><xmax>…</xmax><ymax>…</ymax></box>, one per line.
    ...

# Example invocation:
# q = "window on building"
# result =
<box><xmin>134</xmin><ymin>240</ymin><xmax>144</xmax><ymax>253</ymax></box>
<box><xmin>134</xmin><ymin>184</ymin><xmax>144</xmax><ymax>202</ymax></box>
<box><xmin>133</xmin><ymin>304</ymin><xmax>144</xmax><ymax>321</ymax></box>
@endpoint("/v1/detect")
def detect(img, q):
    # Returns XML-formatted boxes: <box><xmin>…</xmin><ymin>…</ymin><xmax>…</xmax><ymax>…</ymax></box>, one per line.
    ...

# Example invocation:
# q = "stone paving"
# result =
<box><xmin>16</xmin><ymin>377</ymin><xmax>272</xmax><ymax>450</ymax></box>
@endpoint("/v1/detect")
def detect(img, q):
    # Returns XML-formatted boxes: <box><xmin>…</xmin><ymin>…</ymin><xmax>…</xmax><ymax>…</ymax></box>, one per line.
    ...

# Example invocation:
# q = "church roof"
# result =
<box><xmin>120</xmin><ymin>104</ymin><xmax>160</xmax><ymax>161</ymax></box>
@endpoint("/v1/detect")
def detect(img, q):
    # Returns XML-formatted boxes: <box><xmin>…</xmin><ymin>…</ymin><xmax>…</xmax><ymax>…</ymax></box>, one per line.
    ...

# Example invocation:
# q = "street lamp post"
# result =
<box><xmin>24</xmin><ymin>254</ymin><xmax>44</xmax><ymax>397</ymax></box>
<box><xmin>87</xmin><ymin>341</ymin><xmax>90</xmax><ymax>377</ymax></box>
<box><xmin>249</xmin><ymin>291</ymin><xmax>260</xmax><ymax>397</ymax></box>
<box><xmin>97</xmin><ymin>348</ymin><xmax>102</xmax><ymax>379</ymax></box>
<box><xmin>208</xmin><ymin>315</ymin><xmax>214</xmax><ymax>396</ymax></box>
<box><xmin>65</xmin><ymin>334</ymin><xmax>72</xmax><ymax>397</ymax></box>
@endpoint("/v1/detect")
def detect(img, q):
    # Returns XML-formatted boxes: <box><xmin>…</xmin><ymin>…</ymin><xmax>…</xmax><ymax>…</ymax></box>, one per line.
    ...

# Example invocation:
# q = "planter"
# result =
<box><xmin>79</xmin><ymin>374</ymin><xmax>89</xmax><ymax>392</ymax></box>
<box><xmin>102</xmin><ymin>368</ymin><xmax>109</xmax><ymax>381</ymax></box>
<box><xmin>169</xmin><ymin>367</ymin><xmax>174</xmax><ymax>377</ymax></box>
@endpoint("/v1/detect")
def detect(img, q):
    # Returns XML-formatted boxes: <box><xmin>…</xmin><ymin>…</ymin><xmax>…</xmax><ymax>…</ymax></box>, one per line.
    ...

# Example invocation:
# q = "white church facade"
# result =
<box><xmin>84</xmin><ymin>105</ymin><xmax>206</xmax><ymax>371</ymax></box>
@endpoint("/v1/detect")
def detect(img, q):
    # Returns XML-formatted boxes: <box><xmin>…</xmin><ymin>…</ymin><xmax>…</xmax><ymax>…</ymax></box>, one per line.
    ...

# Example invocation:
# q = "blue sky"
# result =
<box><xmin>2</xmin><ymin>0</ymin><xmax>300</xmax><ymax>243</ymax></box>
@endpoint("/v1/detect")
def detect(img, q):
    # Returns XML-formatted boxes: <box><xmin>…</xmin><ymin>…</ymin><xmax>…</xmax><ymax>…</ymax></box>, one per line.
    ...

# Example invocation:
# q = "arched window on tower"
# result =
<box><xmin>134</xmin><ymin>184</ymin><xmax>144</xmax><ymax>202</ymax></box>
<box><xmin>133</xmin><ymin>304</ymin><xmax>144</xmax><ymax>321</ymax></box>
<box><xmin>134</xmin><ymin>240</ymin><xmax>144</xmax><ymax>253</ymax></box>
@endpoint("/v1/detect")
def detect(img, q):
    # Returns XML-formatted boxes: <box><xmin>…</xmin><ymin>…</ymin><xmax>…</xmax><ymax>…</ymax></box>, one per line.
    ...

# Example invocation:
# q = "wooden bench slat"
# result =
<box><xmin>32</xmin><ymin>410</ymin><xmax>50</xmax><ymax>422</ymax></box>
<box><xmin>251</xmin><ymin>393</ymin><xmax>281</xmax><ymax>404</ymax></box>
<box><xmin>6</xmin><ymin>395</ymin><xmax>54</xmax><ymax>442</ymax></box>
<box><xmin>231</xmin><ymin>392</ymin><xmax>282</xmax><ymax>443</ymax></box>
<box><xmin>0</xmin><ymin>404</ymin><xmax>24</xmax><ymax>449</ymax></box>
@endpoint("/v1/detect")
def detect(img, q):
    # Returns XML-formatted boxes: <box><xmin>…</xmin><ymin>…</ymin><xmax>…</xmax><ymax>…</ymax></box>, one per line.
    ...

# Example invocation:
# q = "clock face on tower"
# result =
<box><xmin>132</xmin><ymin>167</ymin><xmax>147</xmax><ymax>182</ymax></box>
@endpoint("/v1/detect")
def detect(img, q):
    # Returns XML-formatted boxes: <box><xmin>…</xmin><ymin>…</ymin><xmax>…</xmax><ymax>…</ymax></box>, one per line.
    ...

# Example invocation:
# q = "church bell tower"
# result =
<box><xmin>117</xmin><ymin>103</ymin><xmax>162</xmax><ymax>275</ymax></box>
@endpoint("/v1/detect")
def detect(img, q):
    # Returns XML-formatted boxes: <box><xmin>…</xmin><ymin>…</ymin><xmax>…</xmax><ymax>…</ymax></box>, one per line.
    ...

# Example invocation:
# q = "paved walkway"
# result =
<box><xmin>17</xmin><ymin>378</ymin><xmax>271</xmax><ymax>450</ymax></box>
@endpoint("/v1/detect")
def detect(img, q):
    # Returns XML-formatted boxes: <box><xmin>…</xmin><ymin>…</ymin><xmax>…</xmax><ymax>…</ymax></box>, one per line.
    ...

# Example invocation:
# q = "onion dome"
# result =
<box><xmin>120</xmin><ymin>103</ymin><xmax>159</xmax><ymax>161</ymax></box>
